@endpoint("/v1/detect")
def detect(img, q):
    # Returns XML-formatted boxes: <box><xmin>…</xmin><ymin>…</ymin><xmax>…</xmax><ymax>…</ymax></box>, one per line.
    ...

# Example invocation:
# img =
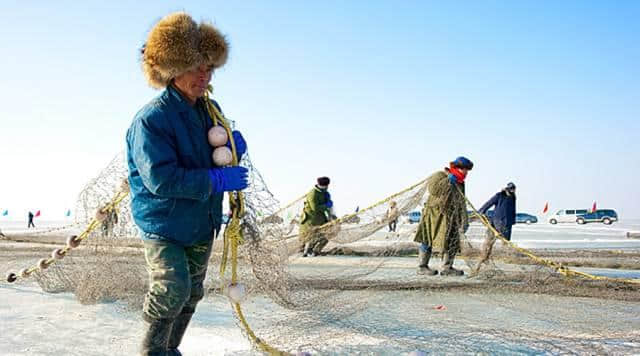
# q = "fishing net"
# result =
<box><xmin>8</xmin><ymin>148</ymin><xmax>640</xmax><ymax>354</ymax></box>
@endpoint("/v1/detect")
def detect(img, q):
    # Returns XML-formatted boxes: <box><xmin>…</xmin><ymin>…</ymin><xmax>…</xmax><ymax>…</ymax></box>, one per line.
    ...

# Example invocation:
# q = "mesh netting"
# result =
<box><xmin>13</xmin><ymin>150</ymin><xmax>640</xmax><ymax>354</ymax></box>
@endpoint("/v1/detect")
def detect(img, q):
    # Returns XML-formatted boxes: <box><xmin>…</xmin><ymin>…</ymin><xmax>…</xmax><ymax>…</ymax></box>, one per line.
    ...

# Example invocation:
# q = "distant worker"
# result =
<box><xmin>387</xmin><ymin>201</ymin><xmax>399</xmax><ymax>232</ymax></box>
<box><xmin>101</xmin><ymin>209</ymin><xmax>119</xmax><ymax>238</ymax></box>
<box><xmin>27</xmin><ymin>211</ymin><xmax>35</xmax><ymax>228</ymax></box>
<box><xmin>478</xmin><ymin>182</ymin><xmax>517</xmax><ymax>260</ymax></box>
<box><xmin>414</xmin><ymin>157</ymin><xmax>473</xmax><ymax>276</ymax></box>
<box><xmin>299</xmin><ymin>176</ymin><xmax>334</xmax><ymax>257</ymax></box>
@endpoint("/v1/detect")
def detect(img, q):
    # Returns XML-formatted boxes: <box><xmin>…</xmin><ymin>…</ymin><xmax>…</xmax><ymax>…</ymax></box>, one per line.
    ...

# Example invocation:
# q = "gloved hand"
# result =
<box><xmin>326</xmin><ymin>199</ymin><xmax>334</xmax><ymax>208</ymax></box>
<box><xmin>208</xmin><ymin>166</ymin><xmax>249</xmax><ymax>193</ymax></box>
<box><xmin>226</xmin><ymin>130</ymin><xmax>247</xmax><ymax>161</ymax></box>
<box><xmin>447</xmin><ymin>173</ymin><xmax>457</xmax><ymax>185</ymax></box>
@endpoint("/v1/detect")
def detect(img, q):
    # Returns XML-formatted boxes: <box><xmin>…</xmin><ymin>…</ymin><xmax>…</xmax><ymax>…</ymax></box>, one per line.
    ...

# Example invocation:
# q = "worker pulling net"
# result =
<box><xmin>14</xmin><ymin>149</ymin><xmax>638</xmax><ymax>354</ymax></box>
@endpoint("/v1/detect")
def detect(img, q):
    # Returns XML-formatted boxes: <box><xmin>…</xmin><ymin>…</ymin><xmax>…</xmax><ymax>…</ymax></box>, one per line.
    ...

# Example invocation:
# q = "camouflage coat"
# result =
<box><xmin>414</xmin><ymin>171</ymin><xmax>468</xmax><ymax>253</ymax></box>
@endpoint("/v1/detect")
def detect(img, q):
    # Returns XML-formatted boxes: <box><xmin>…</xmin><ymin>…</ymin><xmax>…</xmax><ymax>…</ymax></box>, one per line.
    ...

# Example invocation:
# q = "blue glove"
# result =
<box><xmin>208</xmin><ymin>166</ymin><xmax>249</xmax><ymax>193</ymax></box>
<box><xmin>226</xmin><ymin>131</ymin><xmax>247</xmax><ymax>161</ymax></box>
<box><xmin>447</xmin><ymin>173</ymin><xmax>457</xmax><ymax>185</ymax></box>
<box><xmin>326</xmin><ymin>199</ymin><xmax>333</xmax><ymax>208</ymax></box>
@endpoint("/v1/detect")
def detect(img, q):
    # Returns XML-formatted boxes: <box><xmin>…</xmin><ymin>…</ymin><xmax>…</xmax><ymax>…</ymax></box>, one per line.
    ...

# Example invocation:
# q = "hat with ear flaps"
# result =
<box><xmin>141</xmin><ymin>12</ymin><xmax>229</xmax><ymax>89</ymax></box>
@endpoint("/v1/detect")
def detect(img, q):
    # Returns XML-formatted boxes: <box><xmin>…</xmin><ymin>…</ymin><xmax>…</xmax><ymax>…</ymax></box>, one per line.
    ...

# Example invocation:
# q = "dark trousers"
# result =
<box><xmin>142</xmin><ymin>238</ymin><xmax>214</xmax><ymax>320</ymax></box>
<box><xmin>388</xmin><ymin>219</ymin><xmax>397</xmax><ymax>232</ymax></box>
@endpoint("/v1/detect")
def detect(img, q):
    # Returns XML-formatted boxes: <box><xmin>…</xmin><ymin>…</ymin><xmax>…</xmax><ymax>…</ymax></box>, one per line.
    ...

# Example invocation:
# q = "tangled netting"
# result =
<box><xmin>28</xmin><ymin>151</ymin><xmax>640</xmax><ymax>355</ymax></box>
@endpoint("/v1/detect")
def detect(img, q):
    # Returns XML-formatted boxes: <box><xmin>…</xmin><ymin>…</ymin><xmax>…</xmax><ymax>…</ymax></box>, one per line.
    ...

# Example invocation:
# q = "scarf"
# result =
<box><xmin>447</xmin><ymin>164</ymin><xmax>467</xmax><ymax>184</ymax></box>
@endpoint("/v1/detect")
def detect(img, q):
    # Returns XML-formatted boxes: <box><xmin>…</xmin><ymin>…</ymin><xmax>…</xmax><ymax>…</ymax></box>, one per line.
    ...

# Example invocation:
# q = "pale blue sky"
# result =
<box><xmin>0</xmin><ymin>1</ymin><xmax>638</xmax><ymax>220</ymax></box>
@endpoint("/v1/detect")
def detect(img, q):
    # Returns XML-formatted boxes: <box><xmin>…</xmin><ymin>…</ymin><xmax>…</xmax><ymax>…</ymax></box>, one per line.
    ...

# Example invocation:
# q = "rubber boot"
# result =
<box><xmin>302</xmin><ymin>242</ymin><xmax>315</xmax><ymax>257</ymax></box>
<box><xmin>167</xmin><ymin>311</ymin><xmax>193</xmax><ymax>356</ymax></box>
<box><xmin>312</xmin><ymin>238</ymin><xmax>328</xmax><ymax>256</ymax></box>
<box><xmin>417</xmin><ymin>249</ymin><xmax>437</xmax><ymax>275</ymax></box>
<box><xmin>140</xmin><ymin>317</ymin><xmax>173</xmax><ymax>356</ymax></box>
<box><xmin>440</xmin><ymin>250</ymin><xmax>464</xmax><ymax>276</ymax></box>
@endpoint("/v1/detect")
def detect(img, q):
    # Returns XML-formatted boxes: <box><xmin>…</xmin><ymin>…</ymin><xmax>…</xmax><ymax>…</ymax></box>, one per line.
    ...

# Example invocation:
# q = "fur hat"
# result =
<box><xmin>141</xmin><ymin>12</ymin><xmax>229</xmax><ymax>89</ymax></box>
<box><xmin>317</xmin><ymin>177</ymin><xmax>331</xmax><ymax>186</ymax></box>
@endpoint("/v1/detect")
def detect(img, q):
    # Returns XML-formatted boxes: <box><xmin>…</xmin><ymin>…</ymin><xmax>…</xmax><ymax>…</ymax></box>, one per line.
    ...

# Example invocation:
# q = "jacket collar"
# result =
<box><xmin>166</xmin><ymin>85</ymin><xmax>196</xmax><ymax>114</ymax></box>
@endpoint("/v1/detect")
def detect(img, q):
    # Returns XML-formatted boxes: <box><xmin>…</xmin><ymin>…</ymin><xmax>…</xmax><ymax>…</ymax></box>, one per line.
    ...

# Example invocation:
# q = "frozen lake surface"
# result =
<box><xmin>2</xmin><ymin>280</ymin><xmax>639</xmax><ymax>355</ymax></box>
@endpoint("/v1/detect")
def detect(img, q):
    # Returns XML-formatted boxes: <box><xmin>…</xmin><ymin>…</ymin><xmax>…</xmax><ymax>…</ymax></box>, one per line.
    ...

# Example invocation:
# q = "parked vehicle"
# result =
<box><xmin>515</xmin><ymin>213</ymin><xmax>538</xmax><ymax>224</ymax></box>
<box><xmin>576</xmin><ymin>209</ymin><xmax>618</xmax><ymax>225</ymax></box>
<box><xmin>407</xmin><ymin>211</ymin><xmax>421</xmax><ymax>224</ymax></box>
<box><xmin>548</xmin><ymin>209</ymin><xmax>589</xmax><ymax>224</ymax></box>
<box><xmin>469</xmin><ymin>210</ymin><xmax>536</xmax><ymax>224</ymax></box>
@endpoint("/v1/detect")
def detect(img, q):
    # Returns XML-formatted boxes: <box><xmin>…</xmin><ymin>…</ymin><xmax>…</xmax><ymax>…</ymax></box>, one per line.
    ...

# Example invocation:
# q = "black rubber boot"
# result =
<box><xmin>140</xmin><ymin>317</ymin><xmax>173</xmax><ymax>356</ymax></box>
<box><xmin>167</xmin><ymin>311</ymin><xmax>193</xmax><ymax>356</ymax></box>
<box><xmin>440</xmin><ymin>251</ymin><xmax>464</xmax><ymax>276</ymax></box>
<box><xmin>417</xmin><ymin>249</ymin><xmax>437</xmax><ymax>276</ymax></box>
<box><xmin>302</xmin><ymin>242</ymin><xmax>315</xmax><ymax>257</ymax></box>
<box><xmin>312</xmin><ymin>238</ymin><xmax>328</xmax><ymax>256</ymax></box>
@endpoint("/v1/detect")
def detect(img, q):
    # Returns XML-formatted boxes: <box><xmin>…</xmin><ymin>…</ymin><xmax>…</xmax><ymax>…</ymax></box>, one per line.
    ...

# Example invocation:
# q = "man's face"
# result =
<box><xmin>459</xmin><ymin>168</ymin><xmax>470</xmax><ymax>175</ymax></box>
<box><xmin>173</xmin><ymin>64</ymin><xmax>214</xmax><ymax>102</ymax></box>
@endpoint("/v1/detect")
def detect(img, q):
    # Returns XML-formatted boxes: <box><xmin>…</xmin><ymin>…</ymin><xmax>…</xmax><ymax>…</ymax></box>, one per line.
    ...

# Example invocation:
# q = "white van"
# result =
<box><xmin>548</xmin><ymin>209</ymin><xmax>589</xmax><ymax>224</ymax></box>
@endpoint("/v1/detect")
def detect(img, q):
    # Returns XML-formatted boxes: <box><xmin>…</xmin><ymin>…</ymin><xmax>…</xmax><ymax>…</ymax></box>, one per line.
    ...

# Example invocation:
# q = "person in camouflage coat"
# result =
<box><xmin>299</xmin><ymin>176</ymin><xmax>334</xmax><ymax>257</ymax></box>
<box><xmin>414</xmin><ymin>157</ymin><xmax>473</xmax><ymax>276</ymax></box>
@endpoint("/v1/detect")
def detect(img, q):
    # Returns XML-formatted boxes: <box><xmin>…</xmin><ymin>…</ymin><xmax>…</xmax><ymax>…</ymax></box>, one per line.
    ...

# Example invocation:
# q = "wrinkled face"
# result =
<box><xmin>173</xmin><ymin>64</ymin><xmax>214</xmax><ymax>103</ymax></box>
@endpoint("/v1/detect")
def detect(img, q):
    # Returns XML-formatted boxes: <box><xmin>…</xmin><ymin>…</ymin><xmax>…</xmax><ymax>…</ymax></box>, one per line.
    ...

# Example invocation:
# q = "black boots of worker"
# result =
<box><xmin>417</xmin><ymin>245</ymin><xmax>463</xmax><ymax>276</ymax></box>
<box><xmin>440</xmin><ymin>250</ymin><xmax>464</xmax><ymax>276</ymax></box>
<box><xmin>417</xmin><ymin>248</ymin><xmax>437</xmax><ymax>275</ymax></box>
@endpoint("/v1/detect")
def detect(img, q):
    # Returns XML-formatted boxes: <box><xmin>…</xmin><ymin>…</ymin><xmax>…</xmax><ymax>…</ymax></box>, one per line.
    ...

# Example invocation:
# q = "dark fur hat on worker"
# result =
<box><xmin>317</xmin><ymin>177</ymin><xmax>331</xmax><ymax>186</ymax></box>
<box><xmin>141</xmin><ymin>12</ymin><xmax>229</xmax><ymax>89</ymax></box>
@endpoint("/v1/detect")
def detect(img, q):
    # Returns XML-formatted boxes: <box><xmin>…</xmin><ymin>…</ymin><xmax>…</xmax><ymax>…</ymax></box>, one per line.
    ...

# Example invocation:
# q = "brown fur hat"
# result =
<box><xmin>142</xmin><ymin>12</ymin><xmax>229</xmax><ymax>89</ymax></box>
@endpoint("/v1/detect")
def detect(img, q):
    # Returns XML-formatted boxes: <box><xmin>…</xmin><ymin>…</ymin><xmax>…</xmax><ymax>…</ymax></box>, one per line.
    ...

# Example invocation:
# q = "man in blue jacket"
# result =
<box><xmin>127</xmin><ymin>12</ymin><xmax>248</xmax><ymax>355</ymax></box>
<box><xmin>477</xmin><ymin>182</ymin><xmax>517</xmax><ymax>259</ymax></box>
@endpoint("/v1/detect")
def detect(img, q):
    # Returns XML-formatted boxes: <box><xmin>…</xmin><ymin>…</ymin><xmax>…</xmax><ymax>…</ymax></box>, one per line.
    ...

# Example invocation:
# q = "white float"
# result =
<box><xmin>226</xmin><ymin>283</ymin><xmax>247</xmax><ymax>303</ymax></box>
<box><xmin>213</xmin><ymin>146</ymin><xmax>233</xmax><ymax>166</ymax></box>
<box><xmin>208</xmin><ymin>126</ymin><xmax>228</xmax><ymax>147</ymax></box>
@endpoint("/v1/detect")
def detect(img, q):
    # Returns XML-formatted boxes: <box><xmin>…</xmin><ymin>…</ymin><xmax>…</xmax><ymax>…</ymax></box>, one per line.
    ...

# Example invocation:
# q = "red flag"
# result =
<box><xmin>542</xmin><ymin>202</ymin><xmax>549</xmax><ymax>214</ymax></box>
<box><xmin>592</xmin><ymin>202</ymin><xmax>597</xmax><ymax>213</ymax></box>
<box><xmin>35</xmin><ymin>210</ymin><xmax>41</xmax><ymax>217</ymax></box>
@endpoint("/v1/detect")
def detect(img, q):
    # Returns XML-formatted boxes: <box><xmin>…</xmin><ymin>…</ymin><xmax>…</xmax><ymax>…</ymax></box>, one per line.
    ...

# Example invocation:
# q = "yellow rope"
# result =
<box><xmin>458</xmin><ymin>186</ymin><xmax>640</xmax><ymax>285</ymax></box>
<box><xmin>204</xmin><ymin>87</ymin><xmax>289</xmax><ymax>355</ymax></box>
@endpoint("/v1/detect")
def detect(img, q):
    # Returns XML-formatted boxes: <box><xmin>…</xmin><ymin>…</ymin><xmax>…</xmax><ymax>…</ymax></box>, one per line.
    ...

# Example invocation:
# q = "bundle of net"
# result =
<box><xmin>29</xmin><ymin>152</ymin><xmax>640</xmax><ymax>354</ymax></box>
<box><xmin>32</xmin><ymin>152</ymin><xmax>145</xmax><ymax>306</ymax></box>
